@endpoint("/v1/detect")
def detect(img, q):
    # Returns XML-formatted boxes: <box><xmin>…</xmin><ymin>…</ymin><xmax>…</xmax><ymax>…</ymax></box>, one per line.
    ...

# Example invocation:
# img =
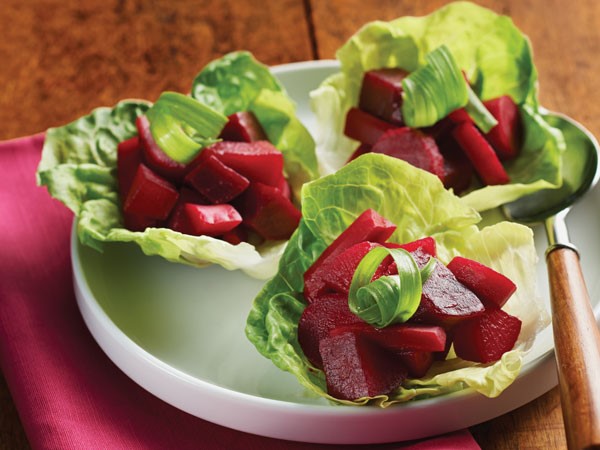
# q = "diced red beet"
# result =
<box><xmin>397</xmin><ymin>351</ymin><xmax>434</xmax><ymax>378</ymax></box>
<box><xmin>234</xmin><ymin>183</ymin><xmax>300</xmax><ymax>241</ymax></box>
<box><xmin>382</xmin><ymin>239</ymin><xmax>437</xmax><ymax>276</ymax></box>
<box><xmin>319</xmin><ymin>328</ymin><xmax>407</xmax><ymax>400</ymax></box>
<box><xmin>448</xmin><ymin>108</ymin><xmax>472</xmax><ymax>124</ymax></box>
<box><xmin>344</xmin><ymin>107</ymin><xmax>398</xmax><ymax>146</ymax></box>
<box><xmin>335</xmin><ymin>322</ymin><xmax>446</xmax><ymax>353</ymax></box>
<box><xmin>347</xmin><ymin>143</ymin><xmax>372</xmax><ymax>163</ymax></box>
<box><xmin>371</xmin><ymin>128</ymin><xmax>446</xmax><ymax>179</ymax></box>
<box><xmin>453</xmin><ymin>308</ymin><xmax>522</xmax><ymax>363</ymax></box>
<box><xmin>410</xmin><ymin>259</ymin><xmax>485</xmax><ymax>328</ymax></box>
<box><xmin>184</xmin><ymin>153</ymin><xmax>250</xmax><ymax>204</ymax></box>
<box><xmin>483</xmin><ymin>96</ymin><xmax>522</xmax><ymax>160</ymax></box>
<box><xmin>358</xmin><ymin>68</ymin><xmax>408</xmax><ymax>124</ymax></box>
<box><xmin>203</xmin><ymin>141</ymin><xmax>283</xmax><ymax>187</ymax></box>
<box><xmin>122</xmin><ymin>212</ymin><xmax>161</xmax><ymax>232</ymax></box>
<box><xmin>181</xmin><ymin>203</ymin><xmax>242</xmax><ymax>237</ymax></box>
<box><xmin>303</xmin><ymin>209</ymin><xmax>396</xmax><ymax>303</ymax></box>
<box><xmin>166</xmin><ymin>187</ymin><xmax>209</xmax><ymax>234</ymax></box>
<box><xmin>220</xmin><ymin>226</ymin><xmax>249</xmax><ymax>245</ymax></box>
<box><xmin>218</xmin><ymin>111</ymin><xmax>268</xmax><ymax>143</ymax></box>
<box><xmin>298</xmin><ymin>293</ymin><xmax>365</xmax><ymax>369</ymax></box>
<box><xmin>447</xmin><ymin>256</ymin><xmax>516</xmax><ymax>309</ymax></box>
<box><xmin>319</xmin><ymin>241</ymin><xmax>385</xmax><ymax>297</ymax></box>
<box><xmin>123</xmin><ymin>164</ymin><xmax>179</xmax><ymax>220</ymax></box>
<box><xmin>274</xmin><ymin>175</ymin><xmax>291</xmax><ymax>199</ymax></box>
<box><xmin>452</xmin><ymin>122</ymin><xmax>509</xmax><ymax>186</ymax></box>
<box><xmin>117</xmin><ymin>136</ymin><xmax>142</xmax><ymax>202</ymax></box>
<box><xmin>136</xmin><ymin>115</ymin><xmax>188</xmax><ymax>184</ymax></box>
<box><xmin>397</xmin><ymin>237</ymin><xmax>437</xmax><ymax>257</ymax></box>
<box><xmin>437</xmin><ymin>133</ymin><xmax>474</xmax><ymax>194</ymax></box>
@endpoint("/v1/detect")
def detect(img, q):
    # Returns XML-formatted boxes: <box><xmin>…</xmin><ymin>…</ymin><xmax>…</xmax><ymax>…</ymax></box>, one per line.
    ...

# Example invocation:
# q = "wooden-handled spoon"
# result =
<box><xmin>504</xmin><ymin>110</ymin><xmax>600</xmax><ymax>449</ymax></box>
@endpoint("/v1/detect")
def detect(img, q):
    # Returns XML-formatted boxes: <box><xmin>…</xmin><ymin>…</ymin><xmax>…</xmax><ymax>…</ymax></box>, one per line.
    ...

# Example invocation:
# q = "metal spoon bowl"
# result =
<box><xmin>504</xmin><ymin>110</ymin><xmax>600</xmax><ymax>449</ymax></box>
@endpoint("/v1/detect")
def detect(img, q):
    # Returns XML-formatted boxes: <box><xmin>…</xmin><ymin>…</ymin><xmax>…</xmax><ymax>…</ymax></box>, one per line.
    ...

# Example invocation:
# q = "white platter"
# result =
<box><xmin>72</xmin><ymin>60</ymin><xmax>600</xmax><ymax>444</ymax></box>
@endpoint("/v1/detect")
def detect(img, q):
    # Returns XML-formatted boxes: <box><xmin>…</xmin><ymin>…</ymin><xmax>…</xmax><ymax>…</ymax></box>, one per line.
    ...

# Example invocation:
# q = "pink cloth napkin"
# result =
<box><xmin>0</xmin><ymin>134</ymin><xmax>480</xmax><ymax>450</ymax></box>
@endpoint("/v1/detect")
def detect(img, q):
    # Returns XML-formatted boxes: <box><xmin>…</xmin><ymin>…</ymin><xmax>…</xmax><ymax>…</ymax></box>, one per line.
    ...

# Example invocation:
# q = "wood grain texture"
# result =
<box><xmin>2</xmin><ymin>0</ymin><xmax>600</xmax><ymax>449</ymax></box>
<box><xmin>547</xmin><ymin>247</ymin><xmax>600</xmax><ymax>449</ymax></box>
<box><xmin>0</xmin><ymin>0</ymin><xmax>314</xmax><ymax>141</ymax></box>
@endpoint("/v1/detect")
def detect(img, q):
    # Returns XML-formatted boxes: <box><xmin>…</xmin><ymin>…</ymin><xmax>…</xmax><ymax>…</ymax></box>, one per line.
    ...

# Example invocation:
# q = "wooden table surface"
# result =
<box><xmin>2</xmin><ymin>0</ymin><xmax>599</xmax><ymax>448</ymax></box>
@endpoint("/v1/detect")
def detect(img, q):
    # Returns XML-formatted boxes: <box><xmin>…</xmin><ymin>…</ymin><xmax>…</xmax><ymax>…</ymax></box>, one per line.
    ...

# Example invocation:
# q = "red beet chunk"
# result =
<box><xmin>235</xmin><ymin>183</ymin><xmax>300</xmax><ymax>241</ymax></box>
<box><xmin>303</xmin><ymin>209</ymin><xmax>396</xmax><ymax>303</ymax></box>
<box><xmin>382</xmin><ymin>239</ymin><xmax>437</xmax><ymax>276</ymax></box>
<box><xmin>347</xmin><ymin>143</ymin><xmax>372</xmax><ymax>163</ymax></box>
<box><xmin>410</xmin><ymin>259</ymin><xmax>485</xmax><ymax>327</ymax></box>
<box><xmin>123</xmin><ymin>164</ymin><xmax>179</xmax><ymax>220</ymax></box>
<box><xmin>218</xmin><ymin>111</ymin><xmax>268</xmax><ymax>143</ymax></box>
<box><xmin>220</xmin><ymin>226</ymin><xmax>248</xmax><ymax>245</ymax></box>
<box><xmin>447</xmin><ymin>256</ymin><xmax>516</xmax><ymax>309</ymax></box>
<box><xmin>319</xmin><ymin>241</ymin><xmax>385</xmax><ymax>297</ymax></box>
<box><xmin>452</xmin><ymin>122</ymin><xmax>509</xmax><ymax>186</ymax></box>
<box><xmin>397</xmin><ymin>351</ymin><xmax>434</xmax><ymax>378</ymax></box>
<box><xmin>453</xmin><ymin>308</ymin><xmax>522</xmax><ymax>363</ymax></box>
<box><xmin>359</xmin><ymin>68</ymin><xmax>408</xmax><ymax>125</ymax></box>
<box><xmin>337</xmin><ymin>322</ymin><xmax>446</xmax><ymax>353</ymax></box>
<box><xmin>438</xmin><ymin>134</ymin><xmax>474</xmax><ymax>195</ymax></box>
<box><xmin>398</xmin><ymin>237</ymin><xmax>437</xmax><ymax>257</ymax></box>
<box><xmin>184</xmin><ymin>153</ymin><xmax>250</xmax><ymax>204</ymax></box>
<box><xmin>319</xmin><ymin>328</ymin><xmax>407</xmax><ymax>400</ymax></box>
<box><xmin>344</xmin><ymin>107</ymin><xmax>397</xmax><ymax>146</ymax></box>
<box><xmin>372</xmin><ymin>128</ymin><xmax>446</xmax><ymax>179</ymax></box>
<box><xmin>123</xmin><ymin>212</ymin><xmax>161</xmax><ymax>232</ymax></box>
<box><xmin>274</xmin><ymin>175</ymin><xmax>291</xmax><ymax>199</ymax></box>
<box><xmin>484</xmin><ymin>96</ymin><xmax>522</xmax><ymax>160</ymax></box>
<box><xmin>136</xmin><ymin>115</ymin><xmax>188</xmax><ymax>184</ymax></box>
<box><xmin>180</xmin><ymin>203</ymin><xmax>242</xmax><ymax>237</ymax></box>
<box><xmin>298</xmin><ymin>293</ymin><xmax>365</xmax><ymax>369</ymax></box>
<box><xmin>117</xmin><ymin>136</ymin><xmax>143</xmax><ymax>202</ymax></box>
<box><xmin>448</xmin><ymin>108</ymin><xmax>471</xmax><ymax>124</ymax></box>
<box><xmin>203</xmin><ymin>141</ymin><xmax>283</xmax><ymax>187</ymax></box>
<box><xmin>166</xmin><ymin>187</ymin><xmax>209</xmax><ymax>234</ymax></box>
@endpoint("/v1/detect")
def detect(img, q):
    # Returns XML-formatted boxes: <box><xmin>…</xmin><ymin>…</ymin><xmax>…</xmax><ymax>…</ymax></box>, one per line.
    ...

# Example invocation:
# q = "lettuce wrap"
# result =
<box><xmin>37</xmin><ymin>51</ymin><xmax>319</xmax><ymax>279</ymax></box>
<box><xmin>246</xmin><ymin>153</ymin><xmax>549</xmax><ymax>406</ymax></box>
<box><xmin>310</xmin><ymin>2</ymin><xmax>564</xmax><ymax>212</ymax></box>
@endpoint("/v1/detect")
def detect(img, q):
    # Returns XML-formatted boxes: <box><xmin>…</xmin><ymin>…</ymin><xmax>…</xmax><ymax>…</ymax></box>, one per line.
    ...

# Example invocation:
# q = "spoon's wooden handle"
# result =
<box><xmin>547</xmin><ymin>247</ymin><xmax>600</xmax><ymax>449</ymax></box>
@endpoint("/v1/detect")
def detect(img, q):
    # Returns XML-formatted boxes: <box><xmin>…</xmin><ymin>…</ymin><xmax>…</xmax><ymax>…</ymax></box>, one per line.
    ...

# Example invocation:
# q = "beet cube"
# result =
<box><xmin>344</xmin><ymin>107</ymin><xmax>397</xmax><ymax>146</ymax></box>
<box><xmin>184</xmin><ymin>153</ymin><xmax>250</xmax><ymax>204</ymax></box>
<box><xmin>447</xmin><ymin>108</ymin><xmax>472</xmax><ymax>124</ymax></box>
<box><xmin>397</xmin><ymin>351</ymin><xmax>434</xmax><ymax>378</ymax></box>
<box><xmin>136</xmin><ymin>115</ymin><xmax>188</xmax><ymax>184</ymax></box>
<box><xmin>483</xmin><ymin>96</ymin><xmax>522</xmax><ymax>160</ymax></box>
<box><xmin>447</xmin><ymin>256</ymin><xmax>516</xmax><ymax>309</ymax></box>
<box><xmin>453</xmin><ymin>308</ymin><xmax>522</xmax><ymax>363</ymax></box>
<box><xmin>319</xmin><ymin>328</ymin><xmax>407</xmax><ymax>400</ymax></box>
<box><xmin>203</xmin><ymin>141</ymin><xmax>283</xmax><ymax>187</ymax></box>
<box><xmin>123</xmin><ymin>164</ymin><xmax>179</xmax><ymax>220</ymax></box>
<box><xmin>347</xmin><ymin>143</ymin><xmax>372</xmax><ymax>163</ymax></box>
<box><xmin>371</xmin><ymin>128</ymin><xmax>446</xmax><ymax>179</ymax></box>
<box><xmin>220</xmin><ymin>226</ymin><xmax>249</xmax><ymax>245</ymax></box>
<box><xmin>181</xmin><ymin>203</ymin><xmax>242</xmax><ymax>237</ymax></box>
<box><xmin>166</xmin><ymin>187</ymin><xmax>209</xmax><ymax>234</ymax></box>
<box><xmin>303</xmin><ymin>209</ymin><xmax>396</xmax><ymax>303</ymax></box>
<box><xmin>396</xmin><ymin>237</ymin><xmax>437</xmax><ymax>257</ymax></box>
<box><xmin>437</xmin><ymin>133</ymin><xmax>474</xmax><ymax>195</ymax></box>
<box><xmin>410</xmin><ymin>259</ymin><xmax>485</xmax><ymax>327</ymax></box>
<box><xmin>218</xmin><ymin>111</ymin><xmax>268</xmax><ymax>143</ymax></box>
<box><xmin>315</xmin><ymin>241</ymin><xmax>384</xmax><ymax>300</ymax></box>
<box><xmin>359</xmin><ymin>68</ymin><xmax>408</xmax><ymax>125</ymax></box>
<box><xmin>452</xmin><ymin>122</ymin><xmax>509</xmax><ymax>186</ymax></box>
<box><xmin>274</xmin><ymin>175</ymin><xmax>291</xmax><ymax>199</ymax></box>
<box><xmin>122</xmin><ymin>212</ymin><xmax>161</xmax><ymax>232</ymax></box>
<box><xmin>298</xmin><ymin>293</ymin><xmax>365</xmax><ymax>369</ymax></box>
<box><xmin>235</xmin><ymin>183</ymin><xmax>300</xmax><ymax>241</ymax></box>
<box><xmin>336</xmin><ymin>322</ymin><xmax>446</xmax><ymax>353</ymax></box>
<box><xmin>117</xmin><ymin>136</ymin><xmax>142</xmax><ymax>202</ymax></box>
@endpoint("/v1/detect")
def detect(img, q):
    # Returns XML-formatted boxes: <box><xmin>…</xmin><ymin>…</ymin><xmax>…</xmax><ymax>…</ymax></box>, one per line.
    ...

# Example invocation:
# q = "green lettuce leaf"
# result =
<box><xmin>310</xmin><ymin>2</ymin><xmax>564</xmax><ymax>211</ymax></box>
<box><xmin>246</xmin><ymin>153</ymin><xmax>548</xmax><ymax>405</ymax></box>
<box><xmin>37</xmin><ymin>52</ymin><xmax>319</xmax><ymax>279</ymax></box>
<box><xmin>192</xmin><ymin>51</ymin><xmax>319</xmax><ymax>199</ymax></box>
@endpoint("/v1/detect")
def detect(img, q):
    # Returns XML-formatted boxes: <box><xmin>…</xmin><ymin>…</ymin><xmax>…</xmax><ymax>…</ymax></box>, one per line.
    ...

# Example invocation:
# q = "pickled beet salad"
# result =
<box><xmin>299</xmin><ymin>209</ymin><xmax>521</xmax><ymax>400</ymax></box>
